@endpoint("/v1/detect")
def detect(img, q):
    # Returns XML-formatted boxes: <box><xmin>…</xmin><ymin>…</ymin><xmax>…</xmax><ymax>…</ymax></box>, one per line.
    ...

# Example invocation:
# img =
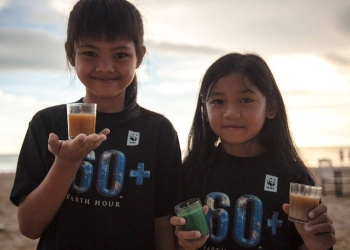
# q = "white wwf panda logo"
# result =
<box><xmin>129</xmin><ymin>133</ymin><xmax>138</xmax><ymax>142</ymax></box>
<box><xmin>264</xmin><ymin>175</ymin><xmax>278</xmax><ymax>192</ymax></box>
<box><xmin>267</xmin><ymin>177</ymin><xmax>276</xmax><ymax>187</ymax></box>
<box><xmin>127</xmin><ymin>131</ymin><xmax>140</xmax><ymax>146</ymax></box>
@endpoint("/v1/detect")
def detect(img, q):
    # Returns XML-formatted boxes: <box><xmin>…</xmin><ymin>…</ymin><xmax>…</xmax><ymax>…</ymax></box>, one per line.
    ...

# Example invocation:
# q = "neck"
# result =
<box><xmin>221</xmin><ymin>141</ymin><xmax>266</xmax><ymax>157</ymax></box>
<box><xmin>82</xmin><ymin>96</ymin><xmax>125</xmax><ymax>113</ymax></box>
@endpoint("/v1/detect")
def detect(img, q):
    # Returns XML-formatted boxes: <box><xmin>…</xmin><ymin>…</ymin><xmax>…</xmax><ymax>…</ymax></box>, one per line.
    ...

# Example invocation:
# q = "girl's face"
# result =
<box><xmin>70</xmin><ymin>38</ymin><xmax>144</xmax><ymax>111</ymax></box>
<box><xmin>205</xmin><ymin>73</ymin><xmax>276</xmax><ymax>157</ymax></box>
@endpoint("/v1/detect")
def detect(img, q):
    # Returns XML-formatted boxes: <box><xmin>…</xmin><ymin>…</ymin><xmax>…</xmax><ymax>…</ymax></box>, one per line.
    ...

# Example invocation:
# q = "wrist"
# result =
<box><xmin>52</xmin><ymin>157</ymin><xmax>81</xmax><ymax>177</ymax></box>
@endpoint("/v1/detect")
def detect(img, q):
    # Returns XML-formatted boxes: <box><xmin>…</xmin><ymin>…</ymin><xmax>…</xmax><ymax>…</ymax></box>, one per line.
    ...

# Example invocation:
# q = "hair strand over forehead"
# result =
<box><xmin>66</xmin><ymin>0</ymin><xmax>144</xmax><ymax>61</ymax></box>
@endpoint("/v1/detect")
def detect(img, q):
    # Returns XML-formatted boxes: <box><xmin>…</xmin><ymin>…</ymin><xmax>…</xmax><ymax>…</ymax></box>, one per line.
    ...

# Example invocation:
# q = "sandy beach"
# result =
<box><xmin>0</xmin><ymin>173</ymin><xmax>38</xmax><ymax>250</ymax></box>
<box><xmin>1</xmin><ymin>171</ymin><xmax>349</xmax><ymax>250</ymax></box>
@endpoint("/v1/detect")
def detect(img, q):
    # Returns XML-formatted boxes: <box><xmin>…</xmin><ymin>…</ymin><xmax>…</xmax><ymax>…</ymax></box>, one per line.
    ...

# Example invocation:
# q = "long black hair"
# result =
<box><xmin>182</xmin><ymin>53</ymin><xmax>311</xmax><ymax>198</ymax></box>
<box><xmin>65</xmin><ymin>0</ymin><xmax>144</xmax><ymax>111</ymax></box>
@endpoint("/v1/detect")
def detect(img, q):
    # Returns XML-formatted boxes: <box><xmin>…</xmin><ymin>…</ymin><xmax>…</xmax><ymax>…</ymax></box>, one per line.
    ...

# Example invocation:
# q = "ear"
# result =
<box><xmin>65</xmin><ymin>42</ymin><xmax>75</xmax><ymax>67</ymax></box>
<box><xmin>136</xmin><ymin>46</ymin><xmax>146</xmax><ymax>68</ymax></box>
<box><xmin>266</xmin><ymin>104</ymin><xmax>277</xmax><ymax>119</ymax></box>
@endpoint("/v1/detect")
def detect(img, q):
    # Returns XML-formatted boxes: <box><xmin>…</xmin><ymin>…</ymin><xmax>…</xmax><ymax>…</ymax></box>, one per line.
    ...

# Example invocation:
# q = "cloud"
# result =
<box><xmin>50</xmin><ymin>0</ymin><xmax>77</xmax><ymax>16</ymax></box>
<box><xmin>288</xmin><ymin>105</ymin><xmax>350</xmax><ymax>147</ymax></box>
<box><xmin>2</xmin><ymin>0</ymin><xmax>350</xmax><ymax>74</ymax></box>
<box><xmin>145</xmin><ymin>0</ymin><xmax>350</xmax><ymax>57</ymax></box>
<box><xmin>337</xmin><ymin>4</ymin><xmax>350</xmax><ymax>35</ymax></box>
<box><xmin>324</xmin><ymin>53</ymin><xmax>350</xmax><ymax>67</ymax></box>
<box><xmin>0</xmin><ymin>0</ymin><xmax>9</xmax><ymax>9</ymax></box>
<box><xmin>0</xmin><ymin>0</ymin><xmax>66</xmax><ymax>30</ymax></box>
<box><xmin>0</xmin><ymin>28</ymin><xmax>66</xmax><ymax>71</ymax></box>
<box><xmin>0</xmin><ymin>0</ymin><xmax>68</xmax><ymax>71</ymax></box>
<box><xmin>0</xmin><ymin>89</ymin><xmax>56</xmax><ymax>154</ymax></box>
<box><xmin>284</xmin><ymin>91</ymin><xmax>350</xmax><ymax>110</ymax></box>
<box><xmin>268</xmin><ymin>54</ymin><xmax>350</xmax><ymax>92</ymax></box>
<box><xmin>146</xmin><ymin>41</ymin><xmax>225</xmax><ymax>56</ymax></box>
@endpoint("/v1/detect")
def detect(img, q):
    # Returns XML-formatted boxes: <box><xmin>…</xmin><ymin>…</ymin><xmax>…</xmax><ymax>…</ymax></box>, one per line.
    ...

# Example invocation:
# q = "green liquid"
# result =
<box><xmin>180</xmin><ymin>207</ymin><xmax>209</xmax><ymax>236</ymax></box>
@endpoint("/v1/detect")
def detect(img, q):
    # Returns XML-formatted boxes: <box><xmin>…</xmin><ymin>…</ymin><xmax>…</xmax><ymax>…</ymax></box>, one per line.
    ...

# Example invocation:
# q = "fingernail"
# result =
<box><xmin>308</xmin><ymin>212</ymin><xmax>314</xmax><ymax>219</ymax></box>
<box><xmin>194</xmin><ymin>232</ymin><xmax>201</xmax><ymax>238</ymax></box>
<box><xmin>180</xmin><ymin>218</ymin><xmax>185</xmax><ymax>224</ymax></box>
<box><xmin>304</xmin><ymin>225</ymin><xmax>312</xmax><ymax>233</ymax></box>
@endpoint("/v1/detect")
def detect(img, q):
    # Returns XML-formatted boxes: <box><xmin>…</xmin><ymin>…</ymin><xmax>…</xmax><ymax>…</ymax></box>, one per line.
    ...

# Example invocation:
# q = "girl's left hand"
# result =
<box><xmin>170</xmin><ymin>206</ymin><xmax>209</xmax><ymax>250</ymax></box>
<box><xmin>283</xmin><ymin>203</ymin><xmax>336</xmax><ymax>250</ymax></box>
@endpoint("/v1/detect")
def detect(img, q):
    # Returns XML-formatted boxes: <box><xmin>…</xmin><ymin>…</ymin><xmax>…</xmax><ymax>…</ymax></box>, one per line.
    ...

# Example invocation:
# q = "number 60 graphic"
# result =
<box><xmin>71</xmin><ymin>150</ymin><xmax>126</xmax><ymax>197</ymax></box>
<box><xmin>205</xmin><ymin>192</ymin><xmax>263</xmax><ymax>247</ymax></box>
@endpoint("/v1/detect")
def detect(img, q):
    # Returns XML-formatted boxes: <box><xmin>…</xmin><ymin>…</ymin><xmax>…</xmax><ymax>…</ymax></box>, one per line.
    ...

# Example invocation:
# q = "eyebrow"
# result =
<box><xmin>208</xmin><ymin>91</ymin><xmax>223</xmax><ymax>97</ymax></box>
<box><xmin>77</xmin><ymin>44</ymin><xmax>133</xmax><ymax>51</ymax></box>
<box><xmin>238</xmin><ymin>89</ymin><xmax>257</xmax><ymax>94</ymax></box>
<box><xmin>209</xmin><ymin>88</ymin><xmax>257</xmax><ymax>97</ymax></box>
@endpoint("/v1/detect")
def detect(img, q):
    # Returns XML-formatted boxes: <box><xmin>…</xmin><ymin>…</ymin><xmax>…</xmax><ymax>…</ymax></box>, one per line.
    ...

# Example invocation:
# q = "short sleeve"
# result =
<box><xmin>10</xmin><ymin>111</ymin><xmax>55</xmax><ymax>206</ymax></box>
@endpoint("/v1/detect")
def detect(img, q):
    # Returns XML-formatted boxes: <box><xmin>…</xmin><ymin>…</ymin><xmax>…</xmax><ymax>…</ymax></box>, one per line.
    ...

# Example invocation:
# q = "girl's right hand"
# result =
<box><xmin>48</xmin><ymin>128</ymin><xmax>110</xmax><ymax>167</ymax></box>
<box><xmin>170</xmin><ymin>205</ymin><xmax>209</xmax><ymax>250</ymax></box>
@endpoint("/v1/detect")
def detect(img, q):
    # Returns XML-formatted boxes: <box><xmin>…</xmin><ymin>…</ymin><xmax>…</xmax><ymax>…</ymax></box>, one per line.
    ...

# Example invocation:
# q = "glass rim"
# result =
<box><xmin>175</xmin><ymin>198</ymin><xmax>201</xmax><ymax>211</ymax></box>
<box><xmin>67</xmin><ymin>103</ymin><xmax>97</xmax><ymax>106</ymax></box>
<box><xmin>290</xmin><ymin>182</ymin><xmax>322</xmax><ymax>190</ymax></box>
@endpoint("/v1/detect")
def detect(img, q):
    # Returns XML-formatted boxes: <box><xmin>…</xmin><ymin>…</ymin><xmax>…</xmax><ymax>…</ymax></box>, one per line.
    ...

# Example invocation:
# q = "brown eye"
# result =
<box><xmin>83</xmin><ymin>51</ymin><xmax>96</xmax><ymax>57</ymax></box>
<box><xmin>212</xmin><ymin>99</ymin><xmax>224</xmax><ymax>105</ymax></box>
<box><xmin>115</xmin><ymin>53</ymin><xmax>127</xmax><ymax>58</ymax></box>
<box><xmin>241</xmin><ymin>98</ymin><xmax>253</xmax><ymax>103</ymax></box>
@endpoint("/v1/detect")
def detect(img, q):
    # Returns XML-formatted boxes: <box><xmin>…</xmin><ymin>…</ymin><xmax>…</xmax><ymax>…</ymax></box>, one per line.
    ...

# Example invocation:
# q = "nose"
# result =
<box><xmin>223</xmin><ymin>104</ymin><xmax>241</xmax><ymax>119</ymax></box>
<box><xmin>96</xmin><ymin>58</ymin><xmax>115</xmax><ymax>73</ymax></box>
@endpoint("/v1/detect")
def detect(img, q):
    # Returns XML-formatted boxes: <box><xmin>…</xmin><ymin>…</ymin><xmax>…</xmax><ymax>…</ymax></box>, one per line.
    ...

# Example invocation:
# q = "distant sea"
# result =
<box><xmin>1</xmin><ymin>146</ymin><xmax>350</xmax><ymax>172</ymax></box>
<box><xmin>0</xmin><ymin>154</ymin><xmax>19</xmax><ymax>173</ymax></box>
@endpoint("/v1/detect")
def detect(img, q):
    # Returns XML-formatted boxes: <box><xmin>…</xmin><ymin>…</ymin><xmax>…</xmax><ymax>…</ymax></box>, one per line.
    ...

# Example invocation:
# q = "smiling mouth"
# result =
<box><xmin>224</xmin><ymin>125</ymin><xmax>243</xmax><ymax>128</ymax></box>
<box><xmin>93</xmin><ymin>77</ymin><xmax>117</xmax><ymax>83</ymax></box>
<box><xmin>223</xmin><ymin>125</ymin><xmax>243</xmax><ymax>131</ymax></box>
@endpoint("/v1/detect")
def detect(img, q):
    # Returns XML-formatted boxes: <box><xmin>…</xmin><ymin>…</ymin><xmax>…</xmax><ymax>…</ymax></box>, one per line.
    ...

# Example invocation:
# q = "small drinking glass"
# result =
<box><xmin>174</xmin><ymin>198</ymin><xmax>209</xmax><ymax>239</ymax></box>
<box><xmin>67</xmin><ymin>103</ymin><xmax>96</xmax><ymax>140</ymax></box>
<box><xmin>288</xmin><ymin>183</ymin><xmax>322</xmax><ymax>223</ymax></box>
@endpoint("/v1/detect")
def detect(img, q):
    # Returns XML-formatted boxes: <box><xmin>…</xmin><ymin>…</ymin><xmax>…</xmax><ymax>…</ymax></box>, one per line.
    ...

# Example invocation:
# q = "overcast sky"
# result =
<box><xmin>1</xmin><ymin>0</ymin><xmax>350</xmax><ymax>155</ymax></box>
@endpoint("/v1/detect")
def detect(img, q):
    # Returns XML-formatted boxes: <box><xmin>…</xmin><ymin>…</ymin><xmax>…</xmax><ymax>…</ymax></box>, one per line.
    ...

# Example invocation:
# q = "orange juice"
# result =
<box><xmin>68</xmin><ymin>113</ymin><xmax>96</xmax><ymax>139</ymax></box>
<box><xmin>288</xmin><ymin>193</ymin><xmax>319</xmax><ymax>223</ymax></box>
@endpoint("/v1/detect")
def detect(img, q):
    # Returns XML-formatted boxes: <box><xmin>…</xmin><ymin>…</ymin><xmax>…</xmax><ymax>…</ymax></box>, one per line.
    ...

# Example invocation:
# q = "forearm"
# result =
<box><xmin>17</xmin><ymin>158</ymin><xmax>79</xmax><ymax>239</ymax></box>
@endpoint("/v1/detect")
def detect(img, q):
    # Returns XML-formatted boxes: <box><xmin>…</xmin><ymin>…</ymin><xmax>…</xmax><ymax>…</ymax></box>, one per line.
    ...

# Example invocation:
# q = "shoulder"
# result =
<box><xmin>28</xmin><ymin>103</ymin><xmax>66</xmax><ymax>126</ymax></box>
<box><xmin>33</xmin><ymin>103</ymin><xmax>67</xmax><ymax>119</ymax></box>
<box><xmin>139</xmin><ymin>106</ymin><xmax>167</xmax><ymax>119</ymax></box>
<box><xmin>138</xmin><ymin>106</ymin><xmax>176</xmax><ymax>130</ymax></box>
<box><xmin>274</xmin><ymin>157</ymin><xmax>314</xmax><ymax>185</ymax></box>
<box><xmin>28</xmin><ymin>104</ymin><xmax>70</xmax><ymax>137</ymax></box>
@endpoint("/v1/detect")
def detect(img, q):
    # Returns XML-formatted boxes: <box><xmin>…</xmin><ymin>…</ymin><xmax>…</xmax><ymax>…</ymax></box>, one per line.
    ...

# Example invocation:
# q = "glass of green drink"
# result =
<box><xmin>174</xmin><ymin>198</ymin><xmax>209</xmax><ymax>239</ymax></box>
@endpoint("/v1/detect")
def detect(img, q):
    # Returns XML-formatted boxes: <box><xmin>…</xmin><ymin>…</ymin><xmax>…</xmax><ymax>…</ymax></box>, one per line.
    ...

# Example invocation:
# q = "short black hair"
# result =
<box><xmin>65</xmin><ymin>0</ymin><xmax>145</xmax><ymax>111</ymax></box>
<box><xmin>66</xmin><ymin>0</ymin><xmax>144</xmax><ymax>61</ymax></box>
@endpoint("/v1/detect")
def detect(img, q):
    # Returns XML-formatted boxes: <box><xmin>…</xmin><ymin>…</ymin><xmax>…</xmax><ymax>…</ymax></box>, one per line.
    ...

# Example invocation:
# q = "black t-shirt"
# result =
<box><xmin>199</xmin><ymin>148</ymin><xmax>314</xmax><ymax>250</ymax></box>
<box><xmin>10</xmin><ymin>102</ymin><xmax>182</xmax><ymax>249</ymax></box>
